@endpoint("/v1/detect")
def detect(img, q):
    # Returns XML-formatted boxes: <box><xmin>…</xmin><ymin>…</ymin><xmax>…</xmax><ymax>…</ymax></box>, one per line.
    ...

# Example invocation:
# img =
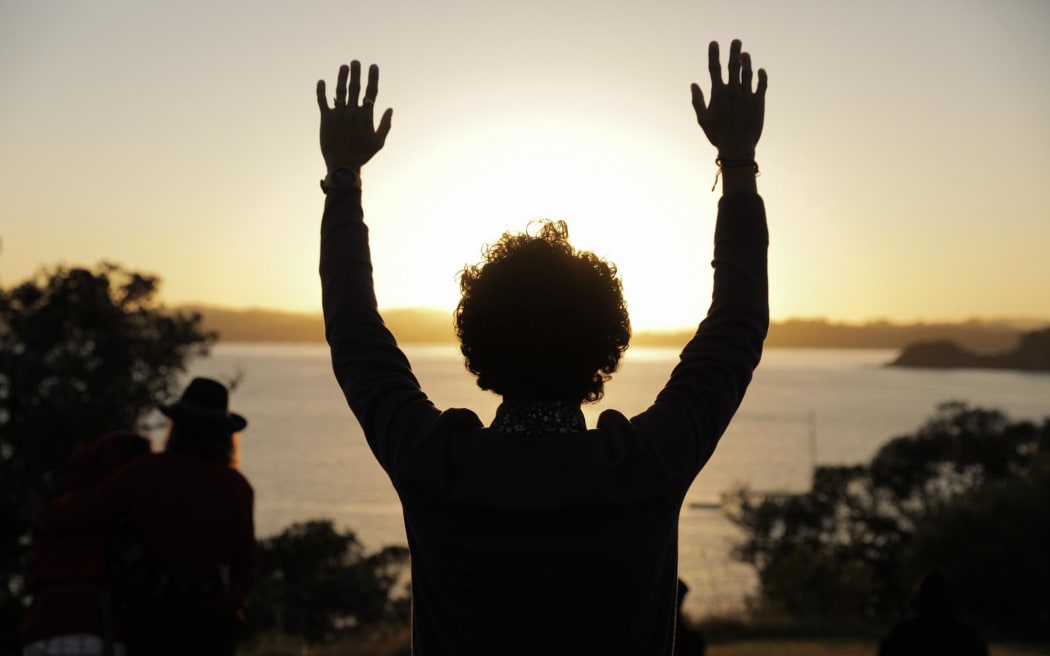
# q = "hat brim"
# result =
<box><xmin>160</xmin><ymin>401</ymin><xmax>247</xmax><ymax>433</ymax></box>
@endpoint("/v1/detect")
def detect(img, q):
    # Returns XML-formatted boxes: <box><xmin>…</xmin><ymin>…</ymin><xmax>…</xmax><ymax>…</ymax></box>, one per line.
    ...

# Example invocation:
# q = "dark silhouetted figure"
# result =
<box><xmin>317</xmin><ymin>39</ymin><xmax>768</xmax><ymax>655</ymax></box>
<box><xmin>879</xmin><ymin>571</ymin><xmax>989</xmax><ymax>656</ymax></box>
<box><xmin>675</xmin><ymin>579</ymin><xmax>707</xmax><ymax>656</ymax></box>
<box><xmin>22</xmin><ymin>431</ymin><xmax>151</xmax><ymax>656</ymax></box>
<box><xmin>33</xmin><ymin>378</ymin><xmax>254</xmax><ymax>656</ymax></box>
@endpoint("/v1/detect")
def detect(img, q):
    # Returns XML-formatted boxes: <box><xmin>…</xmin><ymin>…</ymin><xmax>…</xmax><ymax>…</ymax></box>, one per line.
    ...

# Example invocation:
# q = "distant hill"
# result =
<box><xmin>890</xmin><ymin>327</ymin><xmax>1050</xmax><ymax>371</ymax></box>
<box><xmin>184</xmin><ymin>306</ymin><xmax>326</xmax><ymax>342</ymax></box>
<box><xmin>760</xmin><ymin>317</ymin><xmax>1038</xmax><ymax>352</ymax></box>
<box><xmin>186</xmin><ymin>305</ymin><xmax>454</xmax><ymax>344</ymax></box>
<box><xmin>184</xmin><ymin>305</ymin><xmax>1047</xmax><ymax>352</ymax></box>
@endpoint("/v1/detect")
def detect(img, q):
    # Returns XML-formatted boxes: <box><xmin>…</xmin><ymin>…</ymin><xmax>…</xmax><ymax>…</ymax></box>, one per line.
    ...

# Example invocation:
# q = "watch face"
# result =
<box><xmin>323</xmin><ymin>168</ymin><xmax>361</xmax><ymax>193</ymax></box>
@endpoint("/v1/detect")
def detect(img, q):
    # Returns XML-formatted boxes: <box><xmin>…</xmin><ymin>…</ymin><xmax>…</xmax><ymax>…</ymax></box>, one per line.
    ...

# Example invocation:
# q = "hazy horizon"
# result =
<box><xmin>180</xmin><ymin>300</ymin><xmax>1050</xmax><ymax>332</ymax></box>
<box><xmin>3</xmin><ymin>1</ymin><xmax>1049</xmax><ymax>329</ymax></box>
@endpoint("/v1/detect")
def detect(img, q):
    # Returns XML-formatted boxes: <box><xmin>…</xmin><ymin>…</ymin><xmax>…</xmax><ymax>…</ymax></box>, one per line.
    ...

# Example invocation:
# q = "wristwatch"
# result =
<box><xmin>320</xmin><ymin>167</ymin><xmax>362</xmax><ymax>194</ymax></box>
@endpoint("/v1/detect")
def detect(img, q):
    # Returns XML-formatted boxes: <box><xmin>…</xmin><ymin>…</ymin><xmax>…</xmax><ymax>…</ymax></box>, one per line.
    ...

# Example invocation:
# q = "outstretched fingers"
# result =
<box><xmin>318</xmin><ymin>60</ymin><xmax>394</xmax><ymax>169</ymax></box>
<box><xmin>348</xmin><ymin>61</ymin><xmax>362</xmax><ymax>107</ymax></box>
<box><xmin>727</xmin><ymin>39</ymin><xmax>742</xmax><ymax>89</ymax></box>
<box><xmin>707</xmin><ymin>41</ymin><xmax>724</xmax><ymax>89</ymax></box>
<box><xmin>364</xmin><ymin>64</ymin><xmax>379</xmax><ymax>104</ymax></box>
<box><xmin>377</xmin><ymin>107</ymin><xmax>393</xmax><ymax>144</ymax></box>
<box><xmin>756</xmin><ymin>68</ymin><xmax>768</xmax><ymax>97</ymax></box>
<box><xmin>690</xmin><ymin>83</ymin><xmax>707</xmax><ymax>123</ymax></box>
<box><xmin>335</xmin><ymin>64</ymin><xmax>349</xmax><ymax>107</ymax></box>
<box><xmin>316</xmin><ymin>79</ymin><xmax>328</xmax><ymax>112</ymax></box>
<box><xmin>741</xmin><ymin>52</ymin><xmax>753</xmax><ymax>94</ymax></box>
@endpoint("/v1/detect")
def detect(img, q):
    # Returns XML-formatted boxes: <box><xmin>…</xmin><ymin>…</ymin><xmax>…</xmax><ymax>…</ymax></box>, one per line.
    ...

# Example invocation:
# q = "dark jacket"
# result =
<box><xmin>320</xmin><ymin>184</ymin><xmax>768</xmax><ymax>655</ymax></box>
<box><xmin>22</xmin><ymin>433</ymin><xmax>150</xmax><ymax>644</ymax></box>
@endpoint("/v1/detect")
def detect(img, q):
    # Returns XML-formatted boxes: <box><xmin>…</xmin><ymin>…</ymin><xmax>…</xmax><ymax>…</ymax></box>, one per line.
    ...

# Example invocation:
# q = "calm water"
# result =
<box><xmin>166</xmin><ymin>343</ymin><xmax>1050</xmax><ymax>617</ymax></box>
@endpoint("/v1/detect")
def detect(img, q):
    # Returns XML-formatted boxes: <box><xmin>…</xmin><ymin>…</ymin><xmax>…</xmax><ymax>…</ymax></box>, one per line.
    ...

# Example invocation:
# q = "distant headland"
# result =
<box><xmin>889</xmin><ymin>327</ymin><xmax>1050</xmax><ymax>372</ymax></box>
<box><xmin>181</xmin><ymin>305</ymin><xmax>1048</xmax><ymax>353</ymax></box>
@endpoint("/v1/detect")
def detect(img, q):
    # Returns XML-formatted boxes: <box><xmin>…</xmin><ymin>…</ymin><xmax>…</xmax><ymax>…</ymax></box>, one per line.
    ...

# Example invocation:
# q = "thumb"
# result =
<box><xmin>690</xmin><ymin>84</ymin><xmax>707</xmax><ymax>124</ymax></box>
<box><xmin>377</xmin><ymin>108</ymin><xmax>393</xmax><ymax>143</ymax></box>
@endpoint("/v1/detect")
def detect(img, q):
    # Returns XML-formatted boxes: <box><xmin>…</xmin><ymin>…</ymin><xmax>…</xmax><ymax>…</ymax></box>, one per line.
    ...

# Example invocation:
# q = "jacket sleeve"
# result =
<box><xmin>630</xmin><ymin>191</ymin><xmax>769</xmax><ymax>483</ymax></box>
<box><xmin>319</xmin><ymin>183</ymin><xmax>442</xmax><ymax>474</ymax></box>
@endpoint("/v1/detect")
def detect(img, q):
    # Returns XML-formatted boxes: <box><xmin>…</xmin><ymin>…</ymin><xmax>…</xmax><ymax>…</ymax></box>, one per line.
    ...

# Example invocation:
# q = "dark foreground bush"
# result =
<box><xmin>724</xmin><ymin>402</ymin><xmax>1050</xmax><ymax>638</ymax></box>
<box><xmin>245</xmin><ymin>520</ymin><xmax>410</xmax><ymax>645</ymax></box>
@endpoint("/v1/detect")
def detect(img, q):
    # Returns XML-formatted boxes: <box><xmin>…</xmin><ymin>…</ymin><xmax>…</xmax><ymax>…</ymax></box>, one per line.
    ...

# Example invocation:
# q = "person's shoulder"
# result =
<box><xmin>113</xmin><ymin>451</ymin><xmax>163</xmax><ymax>477</ymax></box>
<box><xmin>194</xmin><ymin>456</ymin><xmax>253</xmax><ymax>491</ymax></box>
<box><xmin>116</xmin><ymin>452</ymin><xmax>201</xmax><ymax>488</ymax></box>
<box><xmin>422</xmin><ymin>407</ymin><xmax>485</xmax><ymax>443</ymax></box>
<box><xmin>438</xmin><ymin>407</ymin><xmax>484</xmax><ymax>427</ymax></box>
<box><xmin>140</xmin><ymin>451</ymin><xmax>203</xmax><ymax>473</ymax></box>
<box><xmin>595</xmin><ymin>408</ymin><xmax>636</xmax><ymax>435</ymax></box>
<box><xmin>148</xmin><ymin>452</ymin><xmax>247</xmax><ymax>483</ymax></box>
<box><xmin>227</xmin><ymin>466</ymin><xmax>253</xmax><ymax>492</ymax></box>
<box><xmin>591</xmin><ymin>409</ymin><xmax>655</xmax><ymax>454</ymax></box>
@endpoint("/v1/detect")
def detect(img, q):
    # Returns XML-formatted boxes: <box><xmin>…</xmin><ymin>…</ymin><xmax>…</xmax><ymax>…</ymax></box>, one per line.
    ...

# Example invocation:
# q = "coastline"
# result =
<box><xmin>183</xmin><ymin>305</ymin><xmax>1048</xmax><ymax>352</ymax></box>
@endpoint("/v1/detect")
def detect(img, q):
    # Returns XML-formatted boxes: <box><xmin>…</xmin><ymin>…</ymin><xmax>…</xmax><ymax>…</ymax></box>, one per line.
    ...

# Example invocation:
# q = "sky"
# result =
<box><xmin>2</xmin><ymin>0</ymin><xmax>1048</xmax><ymax>331</ymax></box>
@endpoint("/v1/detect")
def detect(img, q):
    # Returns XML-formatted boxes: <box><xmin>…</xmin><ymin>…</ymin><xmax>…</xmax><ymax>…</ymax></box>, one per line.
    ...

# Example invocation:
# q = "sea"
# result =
<box><xmin>157</xmin><ymin>343</ymin><xmax>1050</xmax><ymax>618</ymax></box>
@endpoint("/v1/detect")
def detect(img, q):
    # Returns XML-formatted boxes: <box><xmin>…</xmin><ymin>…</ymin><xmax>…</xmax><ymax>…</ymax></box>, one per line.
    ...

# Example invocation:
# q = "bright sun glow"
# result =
<box><xmin>6</xmin><ymin>2</ymin><xmax>1049</xmax><ymax>325</ymax></box>
<box><xmin>366</xmin><ymin>117</ymin><xmax>716</xmax><ymax>331</ymax></box>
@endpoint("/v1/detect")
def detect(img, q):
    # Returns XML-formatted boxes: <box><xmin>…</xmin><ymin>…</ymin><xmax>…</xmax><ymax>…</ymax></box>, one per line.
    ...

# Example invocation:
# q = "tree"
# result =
<box><xmin>723</xmin><ymin>402</ymin><xmax>1050</xmax><ymax>634</ymax></box>
<box><xmin>909</xmin><ymin>457</ymin><xmax>1050</xmax><ymax>637</ymax></box>
<box><xmin>246</xmin><ymin>520</ymin><xmax>410</xmax><ymax>644</ymax></box>
<box><xmin>0</xmin><ymin>262</ymin><xmax>213</xmax><ymax>649</ymax></box>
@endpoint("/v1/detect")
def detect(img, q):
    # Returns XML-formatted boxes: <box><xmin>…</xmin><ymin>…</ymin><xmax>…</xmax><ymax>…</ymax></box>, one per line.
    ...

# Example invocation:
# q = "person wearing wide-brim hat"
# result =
<box><xmin>34</xmin><ymin>377</ymin><xmax>255</xmax><ymax>656</ymax></box>
<box><xmin>160</xmin><ymin>377</ymin><xmax>248</xmax><ymax>466</ymax></box>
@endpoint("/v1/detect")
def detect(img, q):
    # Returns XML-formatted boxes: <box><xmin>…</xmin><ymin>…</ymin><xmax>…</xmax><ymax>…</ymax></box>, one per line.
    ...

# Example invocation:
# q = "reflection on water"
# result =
<box><xmin>178</xmin><ymin>343</ymin><xmax>1050</xmax><ymax>616</ymax></box>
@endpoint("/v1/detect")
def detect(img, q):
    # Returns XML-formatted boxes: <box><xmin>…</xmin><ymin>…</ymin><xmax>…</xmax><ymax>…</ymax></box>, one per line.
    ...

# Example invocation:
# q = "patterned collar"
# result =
<box><xmin>491</xmin><ymin>399</ymin><xmax>586</xmax><ymax>435</ymax></box>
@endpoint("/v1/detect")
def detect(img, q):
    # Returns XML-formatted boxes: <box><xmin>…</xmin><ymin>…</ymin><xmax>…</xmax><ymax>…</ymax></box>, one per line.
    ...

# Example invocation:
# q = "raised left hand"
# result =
<box><xmin>316</xmin><ymin>61</ymin><xmax>393</xmax><ymax>171</ymax></box>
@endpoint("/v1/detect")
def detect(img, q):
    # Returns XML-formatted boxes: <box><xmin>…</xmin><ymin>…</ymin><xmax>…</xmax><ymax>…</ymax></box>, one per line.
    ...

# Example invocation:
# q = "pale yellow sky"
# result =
<box><xmin>2</xmin><ymin>0</ymin><xmax>1048</xmax><ymax>330</ymax></box>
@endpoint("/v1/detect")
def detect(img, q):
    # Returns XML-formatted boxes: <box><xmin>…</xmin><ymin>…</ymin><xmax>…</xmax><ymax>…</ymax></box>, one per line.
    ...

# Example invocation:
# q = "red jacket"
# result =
<box><xmin>22</xmin><ymin>433</ymin><xmax>150</xmax><ymax>644</ymax></box>
<box><xmin>33</xmin><ymin>451</ymin><xmax>255</xmax><ymax>622</ymax></box>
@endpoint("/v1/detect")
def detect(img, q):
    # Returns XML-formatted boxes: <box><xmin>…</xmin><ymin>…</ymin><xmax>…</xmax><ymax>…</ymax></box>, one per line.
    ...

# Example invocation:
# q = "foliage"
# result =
<box><xmin>910</xmin><ymin>460</ymin><xmax>1050</xmax><ymax>637</ymax></box>
<box><xmin>724</xmin><ymin>402</ymin><xmax>1050</xmax><ymax>634</ymax></box>
<box><xmin>0</xmin><ymin>262</ymin><xmax>213</xmax><ymax>649</ymax></box>
<box><xmin>246</xmin><ymin>520</ymin><xmax>410</xmax><ymax>644</ymax></box>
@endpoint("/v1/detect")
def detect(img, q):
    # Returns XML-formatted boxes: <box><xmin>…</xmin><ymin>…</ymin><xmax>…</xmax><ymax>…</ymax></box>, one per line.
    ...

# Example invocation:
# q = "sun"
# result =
<box><xmin>366</xmin><ymin>116</ymin><xmax>716</xmax><ymax>332</ymax></box>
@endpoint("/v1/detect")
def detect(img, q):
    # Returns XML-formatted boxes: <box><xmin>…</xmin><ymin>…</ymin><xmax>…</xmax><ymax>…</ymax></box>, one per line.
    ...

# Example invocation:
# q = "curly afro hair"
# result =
<box><xmin>455</xmin><ymin>220</ymin><xmax>631</xmax><ymax>403</ymax></box>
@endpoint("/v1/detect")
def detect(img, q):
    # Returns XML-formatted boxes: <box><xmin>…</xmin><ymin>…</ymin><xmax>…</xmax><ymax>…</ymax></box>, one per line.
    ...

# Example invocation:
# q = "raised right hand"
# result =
<box><xmin>690</xmin><ymin>40</ymin><xmax>767</xmax><ymax>161</ymax></box>
<box><xmin>316</xmin><ymin>61</ymin><xmax>393</xmax><ymax>172</ymax></box>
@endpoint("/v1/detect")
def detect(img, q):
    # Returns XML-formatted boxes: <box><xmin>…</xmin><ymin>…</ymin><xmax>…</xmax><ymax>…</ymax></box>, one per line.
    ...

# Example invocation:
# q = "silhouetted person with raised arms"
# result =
<box><xmin>317</xmin><ymin>39</ymin><xmax>768</xmax><ymax>654</ymax></box>
<box><xmin>879</xmin><ymin>571</ymin><xmax>989</xmax><ymax>656</ymax></box>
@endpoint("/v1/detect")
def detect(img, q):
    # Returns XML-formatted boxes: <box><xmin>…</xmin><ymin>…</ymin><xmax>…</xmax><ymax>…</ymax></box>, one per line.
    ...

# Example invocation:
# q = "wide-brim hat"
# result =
<box><xmin>160</xmin><ymin>377</ymin><xmax>247</xmax><ymax>433</ymax></box>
